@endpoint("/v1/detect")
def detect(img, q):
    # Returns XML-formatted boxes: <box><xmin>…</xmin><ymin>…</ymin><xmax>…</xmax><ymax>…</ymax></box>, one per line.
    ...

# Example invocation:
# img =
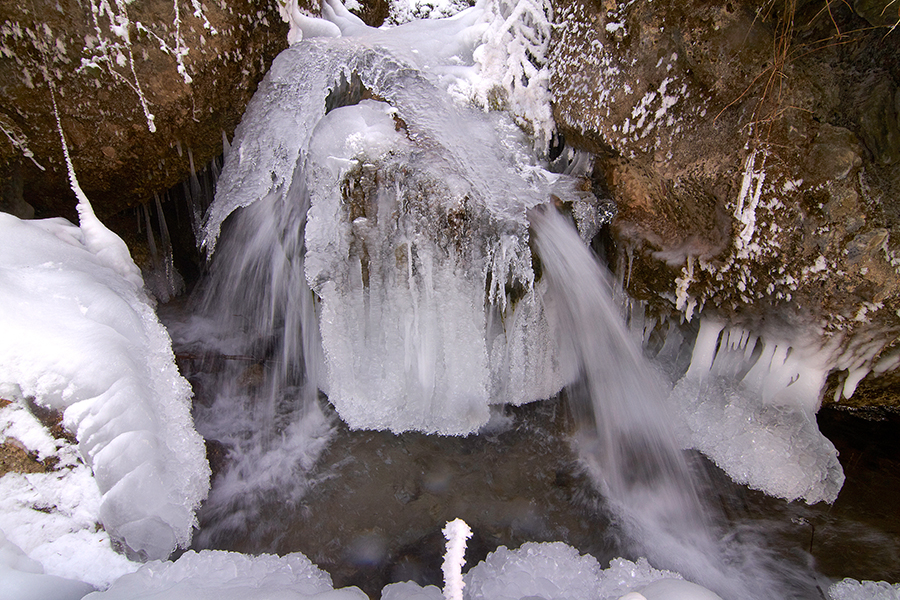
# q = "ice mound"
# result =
<box><xmin>828</xmin><ymin>578</ymin><xmax>900</xmax><ymax>600</ymax></box>
<box><xmin>0</xmin><ymin>531</ymin><xmax>95</xmax><ymax>600</ymax></box>
<box><xmin>201</xmin><ymin>0</ymin><xmax>589</xmax><ymax>435</ymax></box>
<box><xmin>669</xmin><ymin>318</ymin><xmax>844</xmax><ymax>504</ymax></box>
<box><xmin>463</xmin><ymin>542</ymin><xmax>696</xmax><ymax>600</ymax></box>
<box><xmin>381</xmin><ymin>582</ymin><xmax>444</xmax><ymax>600</ymax></box>
<box><xmin>82</xmin><ymin>549</ymin><xmax>367</xmax><ymax>600</ymax></box>
<box><xmin>0</xmin><ymin>213</ymin><xmax>210</xmax><ymax>560</ymax></box>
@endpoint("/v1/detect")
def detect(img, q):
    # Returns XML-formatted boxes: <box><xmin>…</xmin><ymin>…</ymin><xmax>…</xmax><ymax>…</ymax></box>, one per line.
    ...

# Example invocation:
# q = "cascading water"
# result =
<box><xmin>529</xmin><ymin>207</ymin><xmax>827</xmax><ymax>599</ymax></box>
<box><xmin>168</xmin><ymin>1</ymin><xmax>837</xmax><ymax>597</ymax></box>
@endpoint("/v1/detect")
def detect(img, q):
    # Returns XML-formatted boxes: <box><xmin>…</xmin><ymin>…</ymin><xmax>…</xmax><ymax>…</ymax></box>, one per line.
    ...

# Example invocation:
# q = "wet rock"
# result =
<box><xmin>550</xmin><ymin>0</ymin><xmax>900</xmax><ymax>405</ymax></box>
<box><xmin>0</xmin><ymin>0</ymin><xmax>290</xmax><ymax>220</ymax></box>
<box><xmin>853</xmin><ymin>0</ymin><xmax>900</xmax><ymax>27</ymax></box>
<box><xmin>857</xmin><ymin>75</ymin><xmax>900</xmax><ymax>166</ymax></box>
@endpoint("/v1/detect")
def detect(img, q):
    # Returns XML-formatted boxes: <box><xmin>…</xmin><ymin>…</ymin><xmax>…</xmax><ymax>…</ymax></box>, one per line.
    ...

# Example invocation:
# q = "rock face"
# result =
<box><xmin>551</xmin><ymin>0</ymin><xmax>900</xmax><ymax>405</ymax></box>
<box><xmin>0</xmin><ymin>0</ymin><xmax>291</xmax><ymax>219</ymax></box>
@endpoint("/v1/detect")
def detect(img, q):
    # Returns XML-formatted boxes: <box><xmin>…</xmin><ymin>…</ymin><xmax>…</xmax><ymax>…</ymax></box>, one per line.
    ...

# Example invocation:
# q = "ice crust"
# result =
<box><xmin>0</xmin><ymin>213</ymin><xmax>210</xmax><ymax>560</ymax></box>
<box><xmin>82</xmin><ymin>549</ymin><xmax>361</xmax><ymax>600</ymax></box>
<box><xmin>828</xmin><ymin>578</ymin><xmax>900</xmax><ymax>600</ymax></box>
<box><xmin>462</xmin><ymin>542</ymin><xmax>706</xmax><ymax>600</ymax></box>
<box><xmin>669</xmin><ymin>318</ymin><xmax>844</xmax><ymax>504</ymax></box>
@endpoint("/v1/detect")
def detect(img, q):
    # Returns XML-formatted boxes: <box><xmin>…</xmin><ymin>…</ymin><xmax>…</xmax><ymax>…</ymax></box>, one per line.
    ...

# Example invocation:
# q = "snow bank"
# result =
<box><xmin>0</xmin><ymin>399</ymin><xmax>139</xmax><ymax>588</ymax></box>
<box><xmin>669</xmin><ymin>318</ymin><xmax>844</xmax><ymax>504</ymax></box>
<box><xmin>81</xmin><ymin>549</ymin><xmax>367</xmax><ymax>600</ymax></box>
<box><xmin>0</xmin><ymin>213</ymin><xmax>210</xmax><ymax>560</ymax></box>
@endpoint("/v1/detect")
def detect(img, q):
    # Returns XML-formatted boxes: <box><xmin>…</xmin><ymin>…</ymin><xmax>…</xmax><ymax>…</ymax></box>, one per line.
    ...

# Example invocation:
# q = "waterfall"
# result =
<box><xmin>530</xmin><ymin>207</ymin><xmax>826</xmax><ymax>599</ymax></box>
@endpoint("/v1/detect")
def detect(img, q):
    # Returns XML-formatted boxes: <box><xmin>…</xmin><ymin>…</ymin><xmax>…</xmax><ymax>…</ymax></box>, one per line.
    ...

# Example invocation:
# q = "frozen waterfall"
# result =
<box><xmin>198</xmin><ymin>11</ymin><xmax>589</xmax><ymax>436</ymax></box>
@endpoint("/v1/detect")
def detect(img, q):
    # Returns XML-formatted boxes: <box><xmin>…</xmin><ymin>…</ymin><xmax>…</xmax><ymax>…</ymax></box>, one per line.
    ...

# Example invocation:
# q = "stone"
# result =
<box><xmin>550</xmin><ymin>0</ymin><xmax>900</xmax><ymax>405</ymax></box>
<box><xmin>0</xmin><ymin>0</ymin><xmax>291</xmax><ymax>220</ymax></box>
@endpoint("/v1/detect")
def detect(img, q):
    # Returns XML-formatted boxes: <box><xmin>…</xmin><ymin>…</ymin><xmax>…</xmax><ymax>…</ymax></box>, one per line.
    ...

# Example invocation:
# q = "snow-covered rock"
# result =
<box><xmin>0</xmin><ymin>212</ymin><xmax>209</xmax><ymax>560</ymax></box>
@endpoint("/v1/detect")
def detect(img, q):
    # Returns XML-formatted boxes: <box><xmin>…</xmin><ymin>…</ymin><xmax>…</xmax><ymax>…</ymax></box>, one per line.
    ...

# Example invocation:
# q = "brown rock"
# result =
<box><xmin>550</xmin><ymin>0</ymin><xmax>900</xmax><ymax>403</ymax></box>
<box><xmin>0</xmin><ymin>0</ymin><xmax>291</xmax><ymax>220</ymax></box>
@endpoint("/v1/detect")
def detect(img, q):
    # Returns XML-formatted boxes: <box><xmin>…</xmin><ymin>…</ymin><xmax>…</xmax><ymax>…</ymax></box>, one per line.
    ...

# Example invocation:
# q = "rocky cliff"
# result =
<box><xmin>551</xmin><ymin>0</ymin><xmax>900</xmax><ymax>405</ymax></box>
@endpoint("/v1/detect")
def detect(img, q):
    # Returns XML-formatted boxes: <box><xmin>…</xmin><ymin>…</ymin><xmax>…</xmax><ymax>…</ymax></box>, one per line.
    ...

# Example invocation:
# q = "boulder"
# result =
<box><xmin>550</xmin><ymin>0</ymin><xmax>900</xmax><ymax>405</ymax></box>
<box><xmin>0</xmin><ymin>0</ymin><xmax>293</xmax><ymax>220</ymax></box>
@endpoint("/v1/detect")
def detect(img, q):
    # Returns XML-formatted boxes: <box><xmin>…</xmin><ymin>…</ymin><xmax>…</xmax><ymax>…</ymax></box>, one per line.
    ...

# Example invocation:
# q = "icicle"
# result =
<box><xmin>684</xmin><ymin>318</ymin><xmax>724</xmax><ymax>381</ymax></box>
<box><xmin>185</xmin><ymin>147</ymin><xmax>205</xmax><ymax>242</ymax></box>
<box><xmin>143</xmin><ymin>202</ymin><xmax>160</xmax><ymax>264</ymax></box>
<box><xmin>221</xmin><ymin>129</ymin><xmax>231</xmax><ymax>159</ymax></box>
<box><xmin>442</xmin><ymin>519</ymin><xmax>472</xmax><ymax>600</ymax></box>
<box><xmin>155</xmin><ymin>194</ymin><xmax>183</xmax><ymax>301</ymax></box>
<box><xmin>50</xmin><ymin>83</ymin><xmax>144</xmax><ymax>292</ymax></box>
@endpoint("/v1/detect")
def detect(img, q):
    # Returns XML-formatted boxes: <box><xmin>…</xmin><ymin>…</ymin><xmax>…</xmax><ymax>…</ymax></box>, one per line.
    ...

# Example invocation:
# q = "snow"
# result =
<box><xmin>0</xmin><ymin>531</ymin><xmax>96</xmax><ymax>600</ymax></box>
<box><xmin>0</xmin><ymin>212</ymin><xmax>209</xmax><ymax>561</ymax></box>
<box><xmin>0</xmin><ymin>403</ymin><xmax>139</xmax><ymax>587</ymax></box>
<box><xmin>669</xmin><ymin>318</ymin><xmax>844</xmax><ymax>504</ymax></box>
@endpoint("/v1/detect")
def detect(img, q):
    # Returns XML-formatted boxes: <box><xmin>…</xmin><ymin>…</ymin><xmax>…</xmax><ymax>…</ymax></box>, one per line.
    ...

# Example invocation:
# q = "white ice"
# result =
<box><xmin>828</xmin><ymin>578</ymin><xmax>900</xmax><ymax>600</ymax></box>
<box><xmin>668</xmin><ymin>318</ymin><xmax>844</xmax><ymax>504</ymax></box>
<box><xmin>0</xmin><ymin>212</ymin><xmax>209</xmax><ymax>561</ymax></box>
<box><xmin>81</xmin><ymin>549</ymin><xmax>366</xmax><ymax>600</ymax></box>
<box><xmin>462</xmin><ymin>542</ymin><xmax>717</xmax><ymax>600</ymax></box>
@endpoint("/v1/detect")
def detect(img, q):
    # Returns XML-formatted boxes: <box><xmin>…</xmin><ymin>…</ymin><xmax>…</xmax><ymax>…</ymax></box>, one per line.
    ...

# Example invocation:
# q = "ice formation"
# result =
<box><xmin>669</xmin><ymin>318</ymin><xmax>844</xmax><ymax>504</ymax></box>
<box><xmin>0</xmin><ymin>213</ymin><xmax>210</xmax><ymax>560</ymax></box>
<box><xmin>201</xmin><ymin>0</ymin><xmax>588</xmax><ymax>435</ymax></box>
<box><xmin>828</xmin><ymin>578</ymin><xmax>900</xmax><ymax>600</ymax></box>
<box><xmin>462</xmin><ymin>542</ymin><xmax>718</xmax><ymax>600</ymax></box>
<box><xmin>442</xmin><ymin>518</ymin><xmax>472</xmax><ymax>600</ymax></box>
<box><xmin>81</xmin><ymin>549</ymin><xmax>362</xmax><ymax>600</ymax></box>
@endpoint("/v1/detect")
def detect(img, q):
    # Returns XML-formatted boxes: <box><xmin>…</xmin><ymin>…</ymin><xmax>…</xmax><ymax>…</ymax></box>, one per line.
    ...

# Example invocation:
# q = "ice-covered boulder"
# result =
<box><xmin>200</xmin><ymin>1</ymin><xmax>595</xmax><ymax>435</ymax></box>
<box><xmin>550</xmin><ymin>0</ymin><xmax>900</xmax><ymax>407</ymax></box>
<box><xmin>0</xmin><ymin>212</ymin><xmax>210</xmax><ymax>560</ymax></box>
